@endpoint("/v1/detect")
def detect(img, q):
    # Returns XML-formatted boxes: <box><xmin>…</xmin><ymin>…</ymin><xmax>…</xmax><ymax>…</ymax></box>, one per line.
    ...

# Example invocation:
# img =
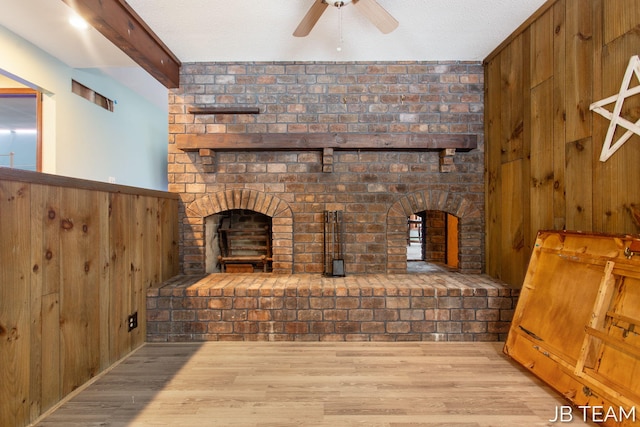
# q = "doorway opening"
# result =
<box><xmin>406</xmin><ymin>211</ymin><xmax>459</xmax><ymax>273</ymax></box>
<box><xmin>0</xmin><ymin>73</ymin><xmax>42</xmax><ymax>171</ymax></box>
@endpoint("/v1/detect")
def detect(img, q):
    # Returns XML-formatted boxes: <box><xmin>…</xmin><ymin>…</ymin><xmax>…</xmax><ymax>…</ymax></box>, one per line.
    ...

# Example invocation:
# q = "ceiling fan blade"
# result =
<box><xmin>353</xmin><ymin>0</ymin><xmax>399</xmax><ymax>34</ymax></box>
<box><xmin>293</xmin><ymin>0</ymin><xmax>329</xmax><ymax>37</ymax></box>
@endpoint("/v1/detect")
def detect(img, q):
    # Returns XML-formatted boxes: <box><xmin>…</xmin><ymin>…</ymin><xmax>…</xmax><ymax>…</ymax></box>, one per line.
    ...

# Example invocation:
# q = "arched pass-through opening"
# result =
<box><xmin>406</xmin><ymin>211</ymin><xmax>459</xmax><ymax>273</ymax></box>
<box><xmin>387</xmin><ymin>190</ymin><xmax>482</xmax><ymax>274</ymax></box>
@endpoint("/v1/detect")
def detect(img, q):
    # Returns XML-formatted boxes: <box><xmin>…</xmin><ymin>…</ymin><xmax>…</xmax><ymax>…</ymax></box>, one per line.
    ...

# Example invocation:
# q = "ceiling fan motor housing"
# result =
<box><xmin>325</xmin><ymin>0</ymin><xmax>351</xmax><ymax>7</ymax></box>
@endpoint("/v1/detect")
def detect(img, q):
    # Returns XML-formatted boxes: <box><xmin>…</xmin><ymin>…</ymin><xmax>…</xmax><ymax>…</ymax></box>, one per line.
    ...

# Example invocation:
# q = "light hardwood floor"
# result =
<box><xmin>35</xmin><ymin>342</ymin><xmax>592</xmax><ymax>426</ymax></box>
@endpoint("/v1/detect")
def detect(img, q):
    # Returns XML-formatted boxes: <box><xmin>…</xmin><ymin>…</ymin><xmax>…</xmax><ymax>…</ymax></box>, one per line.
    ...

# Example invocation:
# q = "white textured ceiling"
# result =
<box><xmin>0</xmin><ymin>0</ymin><xmax>547</xmax><ymax>108</ymax></box>
<box><xmin>127</xmin><ymin>0</ymin><xmax>547</xmax><ymax>63</ymax></box>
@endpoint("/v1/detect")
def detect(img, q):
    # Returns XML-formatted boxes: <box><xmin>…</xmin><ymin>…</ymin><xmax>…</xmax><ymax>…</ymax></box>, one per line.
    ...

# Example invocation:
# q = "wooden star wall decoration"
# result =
<box><xmin>590</xmin><ymin>55</ymin><xmax>640</xmax><ymax>162</ymax></box>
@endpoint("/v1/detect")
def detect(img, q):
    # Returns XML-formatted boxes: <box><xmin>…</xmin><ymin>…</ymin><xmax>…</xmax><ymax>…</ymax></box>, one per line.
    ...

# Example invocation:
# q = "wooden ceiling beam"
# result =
<box><xmin>61</xmin><ymin>0</ymin><xmax>181</xmax><ymax>88</ymax></box>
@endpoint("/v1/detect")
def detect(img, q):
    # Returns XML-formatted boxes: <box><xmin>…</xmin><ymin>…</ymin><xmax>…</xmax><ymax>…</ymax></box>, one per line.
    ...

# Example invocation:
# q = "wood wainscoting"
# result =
<box><xmin>0</xmin><ymin>168</ymin><xmax>179</xmax><ymax>427</ymax></box>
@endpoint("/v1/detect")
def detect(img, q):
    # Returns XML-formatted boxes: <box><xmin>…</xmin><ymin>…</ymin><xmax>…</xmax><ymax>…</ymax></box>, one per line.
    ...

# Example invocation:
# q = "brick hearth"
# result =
<box><xmin>147</xmin><ymin>273</ymin><xmax>518</xmax><ymax>342</ymax></box>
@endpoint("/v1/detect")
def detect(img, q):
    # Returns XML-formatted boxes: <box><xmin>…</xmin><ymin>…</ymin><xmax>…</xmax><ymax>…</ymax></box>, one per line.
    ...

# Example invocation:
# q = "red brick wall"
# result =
<box><xmin>169</xmin><ymin>61</ymin><xmax>485</xmax><ymax>275</ymax></box>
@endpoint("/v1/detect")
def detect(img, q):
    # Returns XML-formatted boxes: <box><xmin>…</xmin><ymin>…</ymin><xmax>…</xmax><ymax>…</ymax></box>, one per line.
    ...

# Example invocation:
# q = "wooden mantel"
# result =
<box><xmin>177</xmin><ymin>133</ymin><xmax>477</xmax><ymax>173</ymax></box>
<box><xmin>176</xmin><ymin>133</ymin><xmax>477</xmax><ymax>152</ymax></box>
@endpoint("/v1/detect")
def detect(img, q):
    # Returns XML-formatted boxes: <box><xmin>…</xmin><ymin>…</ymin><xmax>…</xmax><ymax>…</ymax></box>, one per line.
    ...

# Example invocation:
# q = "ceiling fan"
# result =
<box><xmin>293</xmin><ymin>0</ymin><xmax>399</xmax><ymax>37</ymax></box>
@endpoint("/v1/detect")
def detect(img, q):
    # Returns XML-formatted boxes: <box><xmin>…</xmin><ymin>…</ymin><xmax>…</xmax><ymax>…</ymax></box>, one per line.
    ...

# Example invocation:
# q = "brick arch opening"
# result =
<box><xmin>185</xmin><ymin>189</ymin><xmax>293</xmax><ymax>274</ymax></box>
<box><xmin>386</xmin><ymin>190</ymin><xmax>482</xmax><ymax>274</ymax></box>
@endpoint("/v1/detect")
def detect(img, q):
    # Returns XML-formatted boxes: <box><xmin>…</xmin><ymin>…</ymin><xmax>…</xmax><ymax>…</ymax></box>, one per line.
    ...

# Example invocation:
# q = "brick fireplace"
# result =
<box><xmin>169</xmin><ymin>61</ymin><xmax>485</xmax><ymax>275</ymax></box>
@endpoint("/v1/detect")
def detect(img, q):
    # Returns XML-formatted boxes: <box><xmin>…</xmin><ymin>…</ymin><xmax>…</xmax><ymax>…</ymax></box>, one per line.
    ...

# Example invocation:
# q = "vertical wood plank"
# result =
<box><xmin>500</xmin><ymin>160</ymin><xmax>526</xmax><ymax>286</ymax></box>
<box><xmin>500</xmin><ymin>35</ymin><xmax>525</xmax><ymax>164</ymax></box>
<box><xmin>0</xmin><ymin>181</ymin><xmax>31</xmax><ymax>427</ymax></box>
<box><xmin>144</xmin><ymin>197</ymin><xmax>161</xmax><ymax>288</ymax></box>
<box><xmin>565</xmin><ymin>137</ymin><xmax>594</xmax><ymax>230</ymax></box>
<box><xmin>530</xmin><ymin>79</ymin><xmax>555</xmax><ymax>236</ymax></box>
<box><xmin>98</xmin><ymin>190</ymin><xmax>111</xmax><ymax>372</ymax></box>
<box><xmin>592</xmin><ymin>0</ymin><xmax>606</xmax><ymax>232</ymax></box>
<box><xmin>59</xmin><ymin>187</ymin><xmax>102</xmax><ymax>395</ymax></box>
<box><xmin>130</xmin><ymin>195</ymin><xmax>146</xmax><ymax>346</ymax></box>
<box><xmin>522</xmin><ymin>28</ymin><xmax>533</xmax><ymax>257</ymax></box>
<box><xmin>31</xmin><ymin>185</ymin><xmax>62</xmax><ymax>296</ymax></box>
<box><xmin>28</xmin><ymin>188</ymin><xmax>43</xmax><ymax>422</ymax></box>
<box><xmin>603</xmin><ymin>0</ymin><xmax>640</xmax><ymax>45</ymax></box>
<box><xmin>40</xmin><ymin>293</ymin><xmax>60</xmax><ymax>414</ymax></box>
<box><xmin>125</xmin><ymin>196</ymin><xmax>142</xmax><ymax>351</ymax></box>
<box><xmin>530</xmin><ymin>8</ymin><xmax>554</xmax><ymax>88</ymax></box>
<box><xmin>552</xmin><ymin>0</ymin><xmax>567</xmax><ymax>231</ymax></box>
<box><xmin>565</xmin><ymin>0</ymin><xmax>594</xmax><ymax>143</ymax></box>
<box><xmin>29</xmin><ymin>185</ymin><xmax>62</xmax><ymax>418</ymax></box>
<box><xmin>160</xmin><ymin>197</ymin><xmax>179</xmax><ymax>279</ymax></box>
<box><xmin>140</xmin><ymin>196</ymin><xmax>165</xmax><ymax>341</ymax></box>
<box><xmin>484</xmin><ymin>57</ymin><xmax>502</xmax><ymax>278</ymax></box>
<box><xmin>109</xmin><ymin>193</ymin><xmax>133</xmax><ymax>363</ymax></box>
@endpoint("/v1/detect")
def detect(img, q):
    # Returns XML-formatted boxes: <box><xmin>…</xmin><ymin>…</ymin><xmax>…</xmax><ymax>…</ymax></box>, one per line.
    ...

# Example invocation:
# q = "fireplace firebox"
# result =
<box><xmin>206</xmin><ymin>209</ymin><xmax>272</xmax><ymax>273</ymax></box>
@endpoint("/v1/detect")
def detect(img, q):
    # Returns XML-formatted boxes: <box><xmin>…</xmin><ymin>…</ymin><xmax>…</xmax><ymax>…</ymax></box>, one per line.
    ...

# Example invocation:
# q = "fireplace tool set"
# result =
<box><xmin>323</xmin><ymin>210</ymin><xmax>345</xmax><ymax>277</ymax></box>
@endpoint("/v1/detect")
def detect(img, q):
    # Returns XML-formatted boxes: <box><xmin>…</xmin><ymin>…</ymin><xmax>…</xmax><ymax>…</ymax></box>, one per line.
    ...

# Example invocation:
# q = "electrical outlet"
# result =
<box><xmin>128</xmin><ymin>312</ymin><xmax>138</xmax><ymax>332</ymax></box>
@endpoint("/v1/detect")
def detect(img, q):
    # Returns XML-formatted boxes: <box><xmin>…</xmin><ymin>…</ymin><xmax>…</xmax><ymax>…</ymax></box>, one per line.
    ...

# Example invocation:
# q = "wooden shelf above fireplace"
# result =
<box><xmin>188</xmin><ymin>107</ymin><xmax>260</xmax><ymax>115</ymax></box>
<box><xmin>176</xmin><ymin>133</ymin><xmax>477</xmax><ymax>152</ymax></box>
<box><xmin>176</xmin><ymin>133</ymin><xmax>477</xmax><ymax>173</ymax></box>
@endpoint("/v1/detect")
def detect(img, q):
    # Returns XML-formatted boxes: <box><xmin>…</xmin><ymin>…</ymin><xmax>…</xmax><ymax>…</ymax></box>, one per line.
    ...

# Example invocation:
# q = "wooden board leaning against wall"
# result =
<box><xmin>0</xmin><ymin>168</ymin><xmax>179</xmax><ymax>427</ymax></box>
<box><xmin>505</xmin><ymin>230</ymin><xmax>640</xmax><ymax>426</ymax></box>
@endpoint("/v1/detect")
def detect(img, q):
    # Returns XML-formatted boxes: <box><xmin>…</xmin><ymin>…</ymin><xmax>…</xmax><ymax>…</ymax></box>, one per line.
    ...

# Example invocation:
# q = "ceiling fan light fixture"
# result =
<box><xmin>294</xmin><ymin>0</ymin><xmax>397</xmax><ymax>37</ymax></box>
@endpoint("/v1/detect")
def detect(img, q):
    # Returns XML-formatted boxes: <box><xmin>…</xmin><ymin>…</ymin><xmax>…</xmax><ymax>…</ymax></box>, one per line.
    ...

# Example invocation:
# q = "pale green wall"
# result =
<box><xmin>0</xmin><ymin>24</ymin><xmax>169</xmax><ymax>190</ymax></box>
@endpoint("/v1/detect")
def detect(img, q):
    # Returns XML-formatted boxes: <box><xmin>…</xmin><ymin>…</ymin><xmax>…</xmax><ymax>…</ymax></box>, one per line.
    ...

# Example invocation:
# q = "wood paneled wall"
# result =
<box><xmin>0</xmin><ymin>169</ymin><xmax>179</xmax><ymax>427</ymax></box>
<box><xmin>484</xmin><ymin>0</ymin><xmax>640</xmax><ymax>287</ymax></box>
